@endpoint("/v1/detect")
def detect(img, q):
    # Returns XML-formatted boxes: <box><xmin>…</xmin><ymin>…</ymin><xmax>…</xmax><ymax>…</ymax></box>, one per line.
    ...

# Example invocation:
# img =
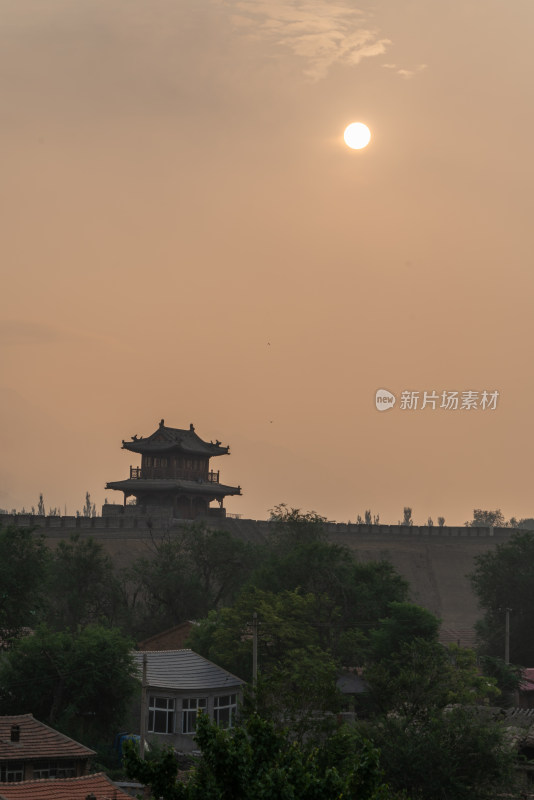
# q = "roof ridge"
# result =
<box><xmin>6</xmin><ymin>771</ymin><xmax>109</xmax><ymax>786</ymax></box>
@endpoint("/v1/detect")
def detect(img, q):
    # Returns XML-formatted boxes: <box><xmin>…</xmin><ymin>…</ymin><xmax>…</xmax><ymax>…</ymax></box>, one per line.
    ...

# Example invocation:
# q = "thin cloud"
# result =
<box><xmin>0</xmin><ymin>319</ymin><xmax>124</xmax><ymax>349</ymax></box>
<box><xmin>382</xmin><ymin>62</ymin><xmax>427</xmax><ymax>79</ymax></box>
<box><xmin>0</xmin><ymin>320</ymin><xmax>66</xmax><ymax>346</ymax></box>
<box><xmin>219</xmin><ymin>0</ymin><xmax>391</xmax><ymax>80</ymax></box>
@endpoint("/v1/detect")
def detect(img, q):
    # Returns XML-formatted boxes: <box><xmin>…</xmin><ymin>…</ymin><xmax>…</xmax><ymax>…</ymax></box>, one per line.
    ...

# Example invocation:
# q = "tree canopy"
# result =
<box><xmin>128</xmin><ymin>525</ymin><xmax>253</xmax><ymax>637</ymax></box>
<box><xmin>45</xmin><ymin>534</ymin><xmax>124</xmax><ymax>630</ymax></box>
<box><xmin>470</xmin><ymin>530</ymin><xmax>534</xmax><ymax>664</ymax></box>
<box><xmin>187</xmin><ymin>587</ymin><xmax>324</xmax><ymax>682</ymax></box>
<box><xmin>0</xmin><ymin>525</ymin><xmax>49</xmax><ymax>645</ymax></box>
<box><xmin>360</xmin><ymin>706</ymin><xmax>517</xmax><ymax>800</ymax></box>
<box><xmin>367</xmin><ymin>601</ymin><xmax>440</xmax><ymax>663</ymax></box>
<box><xmin>124</xmin><ymin>712</ymin><xmax>399</xmax><ymax>800</ymax></box>
<box><xmin>0</xmin><ymin>624</ymin><xmax>138</xmax><ymax>746</ymax></box>
<box><xmin>467</xmin><ymin>509</ymin><xmax>507</xmax><ymax>527</ymax></box>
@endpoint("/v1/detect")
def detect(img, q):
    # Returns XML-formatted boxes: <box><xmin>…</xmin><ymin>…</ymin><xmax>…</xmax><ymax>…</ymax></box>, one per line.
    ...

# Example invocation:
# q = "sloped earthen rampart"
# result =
<box><xmin>0</xmin><ymin>513</ymin><xmax>519</xmax><ymax>634</ymax></box>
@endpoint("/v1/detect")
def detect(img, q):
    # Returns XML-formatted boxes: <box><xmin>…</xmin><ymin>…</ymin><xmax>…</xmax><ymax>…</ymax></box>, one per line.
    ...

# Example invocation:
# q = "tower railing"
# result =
<box><xmin>129</xmin><ymin>467</ymin><xmax>220</xmax><ymax>483</ymax></box>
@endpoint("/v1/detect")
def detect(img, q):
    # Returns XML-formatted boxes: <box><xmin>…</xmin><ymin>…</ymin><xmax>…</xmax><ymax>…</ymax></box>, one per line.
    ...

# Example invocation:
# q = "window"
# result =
<box><xmin>214</xmin><ymin>694</ymin><xmax>237</xmax><ymax>729</ymax></box>
<box><xmin>182</xmin><ymin>698</ymin><xmax>207</xmax><ymax>734</ymax></box>
<box><xmin>0</xmin><ymin>762</ymin><xmax>23</xmax><ymax>782</ymax></box>
<box><xmin>148</xmin><ymin>696</ymin><xmax>175</xmax><ymax>734</ymax></box>
<box><xmin>33</xmin><ymin>760</ymin><xmax>76</xmax><ymax>779</ymax></box>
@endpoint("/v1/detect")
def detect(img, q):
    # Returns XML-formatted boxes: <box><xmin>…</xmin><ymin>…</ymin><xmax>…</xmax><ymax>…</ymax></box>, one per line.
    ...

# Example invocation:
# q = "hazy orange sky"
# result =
<box><xmin>1</xmin><ymin>0</ymin><xmax>533</xmax><ymax>524</ymax></box>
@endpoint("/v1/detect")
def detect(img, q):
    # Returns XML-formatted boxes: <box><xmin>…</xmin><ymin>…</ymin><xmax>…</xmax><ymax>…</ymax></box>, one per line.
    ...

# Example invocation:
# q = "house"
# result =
<box><xmin>517</xmin><ymin>668</ymin><xmax>534</xmax><ymax>708</ymax></box>
<box><xmin>132</xmin><ymin>649</ymin><xmax>245</xmax><ymax>753</ymax></box>
<box><xmin>137</xmin><ymin>621</ymin><xmax>195</xmax><ymax>652</ymax></box>
<box><xmin>0</xmin><ymin>771</ymin><xmax>131</xmax><ymax>799</ymax></box>
<box><xmin>438</xmin><ymin>626</ymin><xmax>477</xmax><ymax>650</ymax></box>
<box><xmin>0</xmin><ymin>715</ymin><xmax>94</xmax><ymax>783</ymax></box>
<box><xmin>336</xmin><ymin>670</ymin><xmax>368</xmax><ymax>716</ymax></box>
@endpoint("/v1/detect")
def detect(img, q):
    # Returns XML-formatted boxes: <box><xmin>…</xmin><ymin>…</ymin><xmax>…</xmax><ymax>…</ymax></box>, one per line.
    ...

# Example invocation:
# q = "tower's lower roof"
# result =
<box><xmin>105</xmin><ymin>478</ymin><xmax>241</xmax><ymax>498</ymax></box>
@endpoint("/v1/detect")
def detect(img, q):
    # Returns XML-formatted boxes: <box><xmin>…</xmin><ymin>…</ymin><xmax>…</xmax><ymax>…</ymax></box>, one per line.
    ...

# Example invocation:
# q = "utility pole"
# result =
<box><xmin>252</xmin><ymin>613</ymin><xmax>258</xmax><ymax>689</ymax></box>
<box><xmin>139</xmin><ymin>653</ymin><xmax>148</xmax><ymax>759</ymax></box>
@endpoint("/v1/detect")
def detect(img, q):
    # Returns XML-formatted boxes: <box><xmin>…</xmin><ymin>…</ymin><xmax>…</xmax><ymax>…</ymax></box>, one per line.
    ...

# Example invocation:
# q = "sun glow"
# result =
<box><xmin>343</xmin><ymin>122</ymin><xmax>371</xmax><ymax>150</ymax></box>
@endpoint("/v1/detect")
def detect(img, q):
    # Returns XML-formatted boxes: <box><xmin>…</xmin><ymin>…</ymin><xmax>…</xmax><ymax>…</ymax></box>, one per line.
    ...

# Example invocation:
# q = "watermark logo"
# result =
<box><xmin>375</xmin><ymin>388</ymin><xmax>396</xmax><ymax>411</ymax></box>
<box><xmin>375</xmin><ymin>389</ymin><xmax>499</xmax><ymax>412</ymax></box>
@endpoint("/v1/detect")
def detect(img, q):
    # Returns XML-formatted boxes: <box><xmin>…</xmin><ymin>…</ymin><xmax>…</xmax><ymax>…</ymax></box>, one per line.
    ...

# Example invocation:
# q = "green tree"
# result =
<box><xmin>468</xmin><ymin>509</ymin><xmax>506</xmax><ymax>527</ymax></box>
<box><xmin>267</xmin><ymin>503</ymin><xmax>328</xmax><ymax>542</ymax></box>
<box><xmin>46</xmin><ymin>534</ymin><xmax>124</xmax><ymax>630</ymax></box>
<box><xmin>0</xmin><ymin>624</ymin><xmax>138</xmax><ymax>746</ymax></box>
<box><xmin>360</xmin><ymin>707</ymin><xmax>517</xmax><ymax>800</ymax></box>
<box><xmin>470</xmin><ymin>530</ymin><xmax>534</xmax><ymax>664</ymax></box>
<box><xmin>360</xmin><ymin>633</ymin><xmax>513</xmax><ymax>799</ymax></box>
<box><xmin>478</xmin><ymin>654</ymin><xmax>522</xmax><ymax>700</ymax></box>
<box><xmin>129</xmin><ymin>525</ymin><xmax>253</xmax><ymax>637</ymax></box>
<box><xmin>124</xmin><ymin>712</ymin><xmax>398</xmax><ymax>800</ymax></box>
<box><xmin>364</xmin><ymin>639</ymin><xmax>499</xmax><ymax>720</ymax></box>
<box><xmin>187</xmin><ymin>587</ymin><xmax>322</xmax><ymax>681</ymax></box>
<box><xmin>515</xmin><ymin>517</ymin><xmax>534</xmax><ymax>530</ymax></box>
<box><xmin>252</xmin><ymin>507</ymin><xmax>408</xmax><ymax>662</ymax></box>
<box><xmin>244</xmin><ymin>646</ymin><xmax>342</xmax><ymax>743</ymax></box>
<box><xmin>0</xmin><ymin>525</ymin><xmax>49</xmax><ymax>645</ymax></box>
<box><xmin>368</xmin><ymin>602</ymin><xmax>440</xmax><ymax>663</ymax></box>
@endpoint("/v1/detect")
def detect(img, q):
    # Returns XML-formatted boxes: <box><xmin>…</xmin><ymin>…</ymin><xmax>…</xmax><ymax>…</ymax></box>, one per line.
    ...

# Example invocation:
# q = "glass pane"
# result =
<box><xmin>154</xmin><ymin>710</ymin><xmax>167</xmax><ymax>733</ymax></box>
<box><xmin>217</xmin><ymin>707</ymin><xmax>230</xmax><ymax>728</ymax></box>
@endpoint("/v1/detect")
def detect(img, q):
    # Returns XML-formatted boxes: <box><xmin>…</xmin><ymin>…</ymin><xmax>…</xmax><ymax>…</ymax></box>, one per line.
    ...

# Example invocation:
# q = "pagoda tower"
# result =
<box><xmin>106</xmin><ymin>419</ymin><xmax>241</xmax><ymax>519</ymax></box>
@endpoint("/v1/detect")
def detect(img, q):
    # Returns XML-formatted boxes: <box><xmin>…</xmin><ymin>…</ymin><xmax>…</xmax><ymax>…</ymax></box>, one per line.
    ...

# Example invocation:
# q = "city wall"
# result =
<box><xmin>0</xmin><ymin>512</ymin><xmax>519</xmax><ymax>637</ymax></box>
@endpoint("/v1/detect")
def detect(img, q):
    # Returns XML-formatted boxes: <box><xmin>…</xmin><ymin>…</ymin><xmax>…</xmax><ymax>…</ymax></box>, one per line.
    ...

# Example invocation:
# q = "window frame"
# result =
<box><xmin>0</xmin><ymin>762</ymin><xmax>24</xmax><ymax>783</ymax></box>
<box><xmin>213</xmin><ymin>694</ymin><xmax>237</xmax><ymax>729</ymax></box>
<box><xmin>182</xmin><ymin>697</ymin><xmax>207</xmax><ymax>734</ymax></box>
<box><xmin>32</xmin><ymin>760</ymin><xmax>76</xmax><ymax>779</ymax></box>
<box><xmin>148</xmin><ymin>696</ymin><xmax>175</xmax><ymax>735</ymax></box>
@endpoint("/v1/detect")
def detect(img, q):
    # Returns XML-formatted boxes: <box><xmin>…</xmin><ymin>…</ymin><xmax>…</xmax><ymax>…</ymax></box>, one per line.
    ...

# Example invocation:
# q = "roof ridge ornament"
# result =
<box><xmin>159</xmin><ymin>419</ymin><xmax>164</xmax><ymax>428</ymax></box>
<box><xmin>190</xmin><ymin>423</ymin><xmax>195</xmax><ymax>431</ymax></box>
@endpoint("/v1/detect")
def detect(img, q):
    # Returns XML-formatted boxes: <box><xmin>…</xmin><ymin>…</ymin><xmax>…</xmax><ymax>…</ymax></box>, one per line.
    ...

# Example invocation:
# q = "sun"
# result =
<box><xmin>343</xmin><ymin>122</ymin><xmax>371</xmax><ymax>150</ymax></box>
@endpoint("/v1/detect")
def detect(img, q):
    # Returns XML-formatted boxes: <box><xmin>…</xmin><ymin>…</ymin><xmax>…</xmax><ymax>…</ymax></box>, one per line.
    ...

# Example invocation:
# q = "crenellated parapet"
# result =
<box><xmin>0</xmin><ymin>512</ymin><xmax>521</xmax><ymax>541</ymax></box>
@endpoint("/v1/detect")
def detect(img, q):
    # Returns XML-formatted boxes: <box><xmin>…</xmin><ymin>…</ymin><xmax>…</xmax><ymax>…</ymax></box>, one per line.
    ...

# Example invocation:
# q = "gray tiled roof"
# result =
<box><xmin>132</xmin><ymin>649</ymin><xmax>244</xmax><ymax>691</ymax></box>
<box><xmin>106</xmin><ymin>478</ymin><xmax>241</xmax><ymax>497</ymax></box>
<box><xmin>122</xmin><ymin>423</ymin><xmax>229</xmax><ymax>457</ymax></box>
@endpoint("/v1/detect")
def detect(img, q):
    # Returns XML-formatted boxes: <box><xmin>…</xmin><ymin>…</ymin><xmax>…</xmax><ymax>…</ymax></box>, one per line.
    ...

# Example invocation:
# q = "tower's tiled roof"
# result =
<box><xmin>0</xmin><ymin>772</ymin><xmax>130</xmax><ymax>799</ymax></box>
<box><xmin>122</xmin><ymin>421</ymin><xmax>229</xmax><ymax>456</ymax></box>
<box><xmin>105</xmin><ymin>478</ymin><xmax>241</xmax><ymax>497</ymax></box>
<box><xmin>0</xmin><ymin>715</ymin><xmax>94</xmax><ymax>762</ymax></box>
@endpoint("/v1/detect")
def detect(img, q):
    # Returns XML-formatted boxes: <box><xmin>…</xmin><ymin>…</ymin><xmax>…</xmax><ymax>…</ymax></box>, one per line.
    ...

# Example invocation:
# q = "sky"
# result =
<box><xmin>1</xmin><ymin>0</ymin><xmax>533</xmax><ymax>524</ymax></box>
